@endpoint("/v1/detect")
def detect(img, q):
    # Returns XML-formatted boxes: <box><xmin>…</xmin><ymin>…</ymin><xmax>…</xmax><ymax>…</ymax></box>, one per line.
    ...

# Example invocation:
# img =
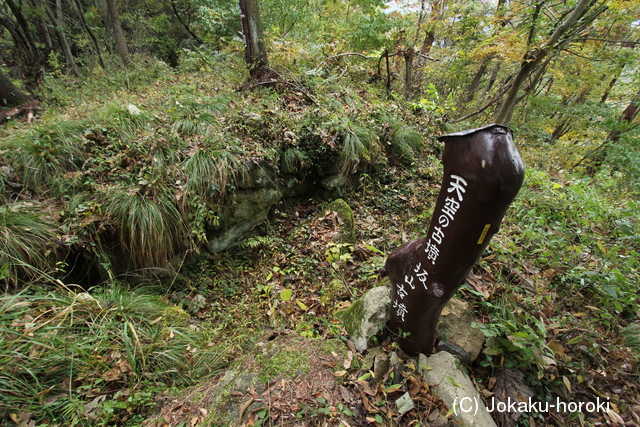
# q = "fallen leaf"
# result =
<box><xmin>280</xmin><ymin>289</ymin><xmax>292</xmax><ymax>301</ymax></box>
<box><xmin>548</xmin><ymin>340</ymin><xmax>565</xmax><ymax>357</ymax></box>
<box><xmin>343</xmin><ymin>351</ymin><xmax>353</xmax><ymax>369</ymax></box>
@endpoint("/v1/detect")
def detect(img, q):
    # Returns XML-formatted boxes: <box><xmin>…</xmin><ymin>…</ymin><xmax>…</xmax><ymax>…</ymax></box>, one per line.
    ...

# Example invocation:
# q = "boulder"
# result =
<box><xmin>206</xmin><ymin>187</ymin><xmax>282</xmax><ymax>253</ymax></box>
<box><xmin>420</xmin><ymin>351</ymin><xmax>497</xmax><ymax>427</ymax></box>
<box><xmin>339</xmin><ymin>286</ymin><xmax>391</xmax><ymax>353</ymax></box>
<box><xmin>437</xmin><ymin>298</ymin><xmax>486</xmax><ymax>363</ymax></box>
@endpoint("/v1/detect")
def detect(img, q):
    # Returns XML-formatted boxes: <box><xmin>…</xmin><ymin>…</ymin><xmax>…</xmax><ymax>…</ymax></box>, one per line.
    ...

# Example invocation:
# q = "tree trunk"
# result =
<box><xmin>44</xmin><ymin>0</ymin><xmax>81</xmax><ymax>77</ymax></box>
<box><xmin>604</xmin><ymin>89</ymin><xmax>640</xmax><ymax>143</ymax></box>
<box><xmin>483</xmin><ymin>61</ymin><xmax>500</xmax><ymax>96</ymax></box>
<box><xmin>580</xmin><ymin>88</ymin><xmax>640</xmax><ymax>174</ymax></box>
<box><xmin>600</xmin><ymin>66</ymin><xmax>624</xmax><ymax>103</ymax></box>
<box><xmin>494</xmin><ymin>0</ymin><xmax>593</xmax><ymax>125</ymax></box>
<box><xmin>404</xmin><ymin>50</ymin><xmax>415</xmax><ymax>99</ymax></box>
<box><xmin>72</xmin><ymin>0</ymin><xmax>107</xmax><ymax>70</ymax></box>
<box><xmin>0</xmin><ymin>71</ymin><xmax>31</xmax><ymax>108</ymax></box>
<box><xmin>462</xmin><ymin>55</ymin><xmax>493</xmax><ymax>106</ymax></box>
<box><xmin>170</xmin><ymin>0</ymin><xmax>204</xmax><ymax>45</ymax></box>
<box><xmin>2</xmin><ymin>0</ymin><xmax>44</xmax><ymax>87</ymax></box>
<box><xmin>106</xmin><ymin>0</ymin><xmax>131</xmax><ymax>67</ymax></box>
<box><xmin>550</xmin><ymin>88</ymin><xmax>588</xmax><ymax>143</ymax></box>
<box><xmin>239</xmin><ymin>0</ymin><xmax>268</xmax><ymax>79</ymax></box>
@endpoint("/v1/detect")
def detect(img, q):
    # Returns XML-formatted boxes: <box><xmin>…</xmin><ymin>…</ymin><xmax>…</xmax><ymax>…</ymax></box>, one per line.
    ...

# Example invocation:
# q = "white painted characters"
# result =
<box><xmin>392</xmin><ymin>174</ymin><xmax>469</xmax><ymax>322</ymax></box>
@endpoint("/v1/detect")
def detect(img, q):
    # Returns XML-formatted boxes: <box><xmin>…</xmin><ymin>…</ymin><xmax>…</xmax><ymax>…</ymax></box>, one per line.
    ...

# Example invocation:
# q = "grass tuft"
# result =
<box><xmin>5</xmin><ymin>123</ymin><xmax>87</xmax><ymax>195</ymax></box>
<box><xmin>339</xmin><ymin>125</ymin><xmax>375</xmax><ymax>177</ymax></box>
<box><xmin>183</xmin><ymin>145</ymin><xmax>241</xmax><ymax>200</ymax></box>
<box><xmin>0</xmin><ymin>205</ymin><xmax>59</xmax><ymax>287</ymax></box>
<box><xmin>388</xmin><ymin>123</ymin><xmax>423</xmax><ymax>164</ymax></box>
<box><xmin>0</xmin><ymin>284</ymin><xmax>225</xmax><ymax>425</ymax></box>
<box><xmin>280</xmin><ymin>147</ymin><xmax>307</xmax><ymax>174</ymax></box>
<box><xmin>102</xmin><ymin>188</ymin><xmax>187</xmax><ymax>269</ymax></box>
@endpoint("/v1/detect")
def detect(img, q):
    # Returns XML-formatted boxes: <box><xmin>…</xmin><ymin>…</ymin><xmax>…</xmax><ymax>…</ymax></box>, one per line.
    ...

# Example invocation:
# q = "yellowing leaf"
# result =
<box><xmin>548</xmin><ymin>340</ymin><xmax>565</xmax><ymax>357</ymax></box>
<box><xmin>280</xmin><ymin>288</ymin><xmax>292</xmax><ymax>301</ymax></box>
<box><xmin>296</xmin><ymin>299</ymin><xmax>308</xmax><ymax>310</ymax></box>
<box><xmin>445</xmin><ymin>376</ymin><xmax>462</xmax><ymax>388</ymax></box>
<box><xmin>562</xmin><ymin>376</ymin><xmax>572</xmax><ymax>393</ymax></box>
<box><xmin>358</xmin><ymin>372</ymin><xmax>372</xmax><ymax>381</ymax></box>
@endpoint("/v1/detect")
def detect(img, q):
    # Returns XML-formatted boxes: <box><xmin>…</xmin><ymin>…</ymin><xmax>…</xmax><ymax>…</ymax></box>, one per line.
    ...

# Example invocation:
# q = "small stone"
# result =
<box><xmin>396</xmin><ymin>392</ymin><xmax>415</xmax><ymax>415</ymax></box>
<box><xmin>322</xmin><ymin>174</ymin><xmax>348</xmax><ymax>190</ymax></box>
<box><xmin>373</xmin><ymin>353</ymin><xmax>390</xmax><ymax>381</ymax></box>
<box><xmin>126</xmin><ymin>104</ymin><xmax>141</xmax><ymax>115</ymax></box>
<box><xmin>437</xmin><ymin>298</ymin><xmax>486</xmax><ymax>362</ymax></box>
<box><xmin>424</xmin><ymin>352</ymin><xmax>497</xmax><ymax>427</ymax></box>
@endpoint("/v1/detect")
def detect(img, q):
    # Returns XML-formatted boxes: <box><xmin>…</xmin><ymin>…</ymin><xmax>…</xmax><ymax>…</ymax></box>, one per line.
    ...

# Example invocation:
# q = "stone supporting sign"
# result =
<box><xmin>381</xmin><ymin>124</ymin><xmax>525</xmax><ymax>356</ymax></box>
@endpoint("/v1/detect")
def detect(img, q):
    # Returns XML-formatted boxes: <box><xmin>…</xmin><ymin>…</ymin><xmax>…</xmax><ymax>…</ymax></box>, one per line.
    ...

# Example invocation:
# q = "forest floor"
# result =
<box><xmin>156</xmin><ymin>158</ymin><xmax>640</xmax><ymax>426</ymax></box>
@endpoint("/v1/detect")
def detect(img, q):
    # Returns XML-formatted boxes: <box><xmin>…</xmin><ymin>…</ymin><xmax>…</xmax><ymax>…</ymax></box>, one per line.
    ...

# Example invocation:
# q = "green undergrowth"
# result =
<box><xmin>457</xmin><ymin>167</ymin><xmax>640</xmax><ymax>425</ymax></box>
<box><xmin>0</xmin><ymin>52</ymin><xmax>639</xmax><ymax>426</ymax></box>
<box><xmin>0</xmin><ymin>283</ymin><xmax>230</xmax><ymax>426</ymax></box>
<box><xmin>0</xmin><ymin>54</ymin><xmax>429</xmax><ymax>281</ymax></box>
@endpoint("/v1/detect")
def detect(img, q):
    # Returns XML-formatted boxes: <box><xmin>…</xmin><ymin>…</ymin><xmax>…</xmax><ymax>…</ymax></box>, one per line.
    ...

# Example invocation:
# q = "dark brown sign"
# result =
<box><xmin>381</xmin><ymin>124</ymin><xmax>525</xmax><ymax>356</ymax></box>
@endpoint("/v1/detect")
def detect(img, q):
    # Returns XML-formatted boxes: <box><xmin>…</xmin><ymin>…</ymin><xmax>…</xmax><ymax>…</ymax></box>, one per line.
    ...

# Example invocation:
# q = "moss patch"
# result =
<box><xmin>144</xmin><ymin>333</ymin><xmax>351</xmax><ymax>427</ymax></box>
<box><xmin>338</xmin><ymin>297</ymin><xmax>365</xmax><ymax>339</ymax></box>
<box><xmin>327</xmin><ymin>198</ymin><xmax>355</xmax><ymax>243</ymax></box>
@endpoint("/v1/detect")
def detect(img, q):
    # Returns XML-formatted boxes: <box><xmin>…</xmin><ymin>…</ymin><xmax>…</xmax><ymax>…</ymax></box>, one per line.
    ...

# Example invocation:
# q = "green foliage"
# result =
<box><xmin>0</xmin><ymin>285</ymin><xmax>224</xmax><ymax>426</ymax></box>
<box><xmin>4</xmin><ymin>122</ymin><xmax>87</xmax><ymax>196</ymax></box>
<box><xmin>375</xmin><ymin>110</ymin><xmax>423</xmax><ymax>164</ymax></box>
<box><xmin>0</xmin><ymin>205</ymin><xmax>59</xmax><ymax>287</ymax></box>
<box><xmin>339</xmin><ymin>125</ymin><xmax>376</xmax><ymax>177</ymax></box>
<box><xmin>183</xmin><ymin>144</ymin><xmax>241</xmax><ymax>200</ymax></box>
<box><xmin>280</xmin><ymin>147</ymin><xmax>307</xmax><ymax>174</ymax></box>
<box><xmin>101</xmin><ymin>188</ymin><xmax>188</xmax><ymax>269</ymax></box>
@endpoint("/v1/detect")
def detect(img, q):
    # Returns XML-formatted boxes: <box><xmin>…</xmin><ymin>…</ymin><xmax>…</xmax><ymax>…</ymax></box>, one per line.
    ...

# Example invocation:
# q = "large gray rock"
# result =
<box><xmin>437</xmin><ymin>298</ymin><xmax>486</xmax><ymax>363</ymax></box>
<box><xmin>206</xmin><ymin>188</ymin><xmax>282</xmax><ymax>253</ymax></box>
<box><xmin>339</xmin><ymin>286</ymin><xmax>391</xmax><ymax>353</ymax></box>
<box><xmin>420</xmin><ymin>351</ymin><xmax>497</xmax><ymax>427</ymax></box>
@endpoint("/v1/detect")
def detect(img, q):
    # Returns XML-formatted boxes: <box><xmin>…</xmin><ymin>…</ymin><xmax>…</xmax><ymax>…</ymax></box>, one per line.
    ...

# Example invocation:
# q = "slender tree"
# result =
<box><xmin>239</xmin><ymin>0</ymin><xmax>268</xmax><ymax>78</ymax></box>
<box><xmin>105</xmin><ymin>0</ymin><xmax>131</xmax><ymax>67</ymax></box>
<box><xmin>43</xmin><ymin>0</ymin><xmax>81</xmax><ymax>77</ymax></box>
<box><xmin>72</xmin><ymin>0</ymin><xmax>107</xmax><ymax>70</ymax></box>
<box><xmin>493</xmin><ymin>0</ymin><xmax>598</xmax><ymax>125</ymax></box>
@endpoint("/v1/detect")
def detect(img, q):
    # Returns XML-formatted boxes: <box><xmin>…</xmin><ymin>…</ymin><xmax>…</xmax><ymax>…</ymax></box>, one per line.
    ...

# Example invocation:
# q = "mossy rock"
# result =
<box><xmin>327</xmin><ymin>198</ymin><xmax>355</xmax><ymax>243</ymax></box>
<box><xmin>338</xmin><ymin>285</ymin><xmax>390</xmax><ymax>353</ymax></box>
<box><xmin>144</xmin><ymin>332</ymin><xmax>351</xmax><ymax>427</ymax></box>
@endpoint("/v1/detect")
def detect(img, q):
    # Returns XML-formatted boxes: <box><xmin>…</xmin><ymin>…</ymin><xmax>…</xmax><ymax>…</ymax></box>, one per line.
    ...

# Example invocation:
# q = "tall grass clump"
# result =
<box><xmin>170</xmin><ymin>97</ymin><xmax>228</xmax><ymax>137</ymax></box>
<box><xmin>183</xmin><ymin>145</ymin><xmax>241</xmax><ymax>200</ymax></box>
<box><xmin>339</xmin><ymin>125</ymin><xmax>376</xmax><ymax>177</ymax></box>
<box><xmin>3</xmin><ymin>122</ymin><xmax>87</xmax><ymax>195</ymax></box>
<box><xmin>0</xmin><ymin>169</ymin><xmax>7</xmax><ymax>204</ymax></box>
<box><xmin>101</xmin><ymin>188</ymin><xmax>187</xmax><ymax>269</ymax></box>
<box><xmin>387</xmin><ymin>123</ymin><xmax>423</xmax><ymax>164</ymax></box>
<box><xmin>280</xmin><ymin>147</ymin><xmax>307</xmax><ymax>174</ymax></box>
<box><xmin>0</xmin><ymin>205</ymin><xmax>59</xmax><ymax>287</ymax></box>
<box><xmin>0</xmin><ymin>285</ymin><xmax>225</xmax><ymax>426</ymax></box>
<box><xmin>373</xmin><ymin>111</ymin><xmax>423</xmax><ymax>165</ymax></box>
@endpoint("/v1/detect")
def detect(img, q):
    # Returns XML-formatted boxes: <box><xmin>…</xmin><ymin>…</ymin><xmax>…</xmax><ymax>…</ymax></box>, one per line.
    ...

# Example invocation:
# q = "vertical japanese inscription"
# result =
<box><xmin>391</xmin><ymin>174</ymin><xmax>469</xmax><ymax>321</ymax></box>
